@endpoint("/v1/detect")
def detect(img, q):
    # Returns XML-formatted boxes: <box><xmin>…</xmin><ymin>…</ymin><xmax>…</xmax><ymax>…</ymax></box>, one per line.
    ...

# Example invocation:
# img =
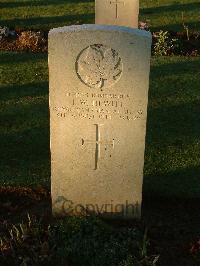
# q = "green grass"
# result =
<box><xmin>145</xmin><ymin>56</ymin><xmax>200</xmax><ymax>198</ymax></box>
<box><xmin>0</xmin><ymin>51</ymin><xmax>200</xmax><ymax>198</ymax></box>
<box><xmin>0</xmin><ymin>52</ymin><xmax>49</xmax><ymax>187</ymax></box>
<box><xmin>140</xmin><ymin>0</ymin><xmax>200</xmax><ymax>32</ymax></box>
<box><xmin>0</xmin><ymin>0</ymin><xmax>199</xmax><ymax>32</ymax></box>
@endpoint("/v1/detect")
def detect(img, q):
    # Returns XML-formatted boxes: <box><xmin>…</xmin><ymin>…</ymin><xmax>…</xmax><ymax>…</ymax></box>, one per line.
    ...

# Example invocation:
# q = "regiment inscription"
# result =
<box><xmin>52</xmin><ymin>92</ymin><xmax>143</xmax><ymax>121</ymax></box>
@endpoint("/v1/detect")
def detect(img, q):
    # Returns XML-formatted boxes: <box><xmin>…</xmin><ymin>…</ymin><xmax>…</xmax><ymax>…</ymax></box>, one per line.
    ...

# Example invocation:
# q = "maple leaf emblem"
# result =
<box><xmin>76</xmin><ymin>44</ymin><xmax>122</xmax><ymax>89</ymax></box>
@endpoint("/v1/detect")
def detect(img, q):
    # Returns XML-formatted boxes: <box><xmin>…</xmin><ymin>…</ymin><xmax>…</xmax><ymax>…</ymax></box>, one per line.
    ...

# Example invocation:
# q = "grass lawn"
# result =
<box><xmin>0</xmin><ymin>51</ymin><xmax>200</xmax><ymax>198</ymax></box>
<box><xmin>0</xmin><ymin>0</ymin><xmax>199</xmax><ymax>32</ymax></box>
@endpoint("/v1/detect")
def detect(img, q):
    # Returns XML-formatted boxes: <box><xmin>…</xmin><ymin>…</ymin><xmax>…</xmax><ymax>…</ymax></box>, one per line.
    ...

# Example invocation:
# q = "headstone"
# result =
<box><xmin>49</xmin><ymin>24</ymin><xmax>152</xmax><ymax>219</ymax></box>
<box><xmin>95</xmin><ymin>0</ymin><xmax>139</xmax><ymax>28</ymax></box>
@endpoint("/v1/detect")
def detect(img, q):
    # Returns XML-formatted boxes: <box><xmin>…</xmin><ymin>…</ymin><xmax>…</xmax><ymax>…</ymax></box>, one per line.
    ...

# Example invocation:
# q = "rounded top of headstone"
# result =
<box><xmin>49</xmin><ymin>24</ymin><xmax>152</xmax><ymax>40</ymax></box>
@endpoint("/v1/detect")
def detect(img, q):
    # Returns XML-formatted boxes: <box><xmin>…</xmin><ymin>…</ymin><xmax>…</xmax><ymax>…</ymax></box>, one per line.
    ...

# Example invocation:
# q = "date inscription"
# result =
<box><xmin>52</xmin><ymin>92</ymin><xmax>143</xmax><ymax>121</ymax></box>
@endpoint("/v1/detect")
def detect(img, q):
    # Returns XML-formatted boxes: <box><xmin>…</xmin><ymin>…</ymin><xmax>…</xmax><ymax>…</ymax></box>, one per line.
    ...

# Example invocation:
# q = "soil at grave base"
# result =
<box><xmin>0</xmin><ymin>28</ymin><xmax>200</xmax><ymax>56</ymax></box>
<box><xmin>0</xmin><ymin>186</ymin><xmax>200</xmax><ymax>266</ymax></box>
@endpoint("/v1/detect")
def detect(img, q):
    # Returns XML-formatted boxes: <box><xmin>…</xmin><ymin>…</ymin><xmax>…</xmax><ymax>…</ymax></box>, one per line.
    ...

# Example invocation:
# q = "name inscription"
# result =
<box><xmin>52</xmin><ymin>92</ymin><xmax>143</xmax><ymax>121</ymax></box>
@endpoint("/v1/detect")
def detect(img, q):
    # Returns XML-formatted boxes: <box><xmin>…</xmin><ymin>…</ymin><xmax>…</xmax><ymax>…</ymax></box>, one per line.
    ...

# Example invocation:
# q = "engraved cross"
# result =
<box><xmin>82</xmin><ymin>124</ymin><xmax>114</xmax><ymax>170</ymax></box>
<box><xmin>110</xmin><ymin>0</ymin><xmax>125</xmax><ymax>19</ymax></box>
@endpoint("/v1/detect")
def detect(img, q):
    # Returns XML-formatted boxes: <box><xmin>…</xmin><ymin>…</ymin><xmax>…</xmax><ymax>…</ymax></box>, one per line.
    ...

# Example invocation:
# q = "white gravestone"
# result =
<box><xmin>49</xmin><ymin>25</ymin><xmax>152</xmax><ymax>219</ymax></box>
<box><xmin>95</xmin><ymin>0</ymin><xmax>139</xmax><ymax>28</ymax></box>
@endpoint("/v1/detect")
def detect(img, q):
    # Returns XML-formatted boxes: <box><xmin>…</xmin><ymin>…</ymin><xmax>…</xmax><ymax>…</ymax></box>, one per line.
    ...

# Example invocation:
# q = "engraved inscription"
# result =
<box><xmin>82</xmin><ymin>124</ymin><xmax>115</xmax><ymax>170</ymax></box>
<box><xmin>76</xmin><ymin>44</ymin><xmax>122</xmax><ymax>90</ymax></box>
<box><xmin>53</xmin><ymin>92</ymin><xmax>144</xmax><ymax>121</ymax></box>
<box><xmin>110</xmin><ymin>0</ymin><xmax>125</xmax><ymax>19</ymax></box>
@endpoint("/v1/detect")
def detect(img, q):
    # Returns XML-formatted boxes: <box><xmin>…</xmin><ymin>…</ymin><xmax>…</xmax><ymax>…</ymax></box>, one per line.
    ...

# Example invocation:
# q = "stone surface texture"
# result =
<box><xmin>95</xmin><ymin>0</ymin><xmax>139</xmax><ymax>28</ymax></box>
<box><xmin>49</xmin><ymin>25</ymin><xmax>152</xmax><ymax>219</ymax></box>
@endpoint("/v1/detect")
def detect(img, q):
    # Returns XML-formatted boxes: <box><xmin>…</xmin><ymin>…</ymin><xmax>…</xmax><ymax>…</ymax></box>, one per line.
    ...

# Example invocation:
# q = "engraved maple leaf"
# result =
<box><xmin>78</xmin><ymin>45</ymin><xmax>122</xmax><ymax>89</ymax></box>
<box><xmin>79</xmin><ymin>46</ymin><xmax>103</xmax><ymax>88</ymax></box>
<box><xmin>99</xmin><ymin>48</ymin><xmax>122</xmax><ymax>81</ymax></box>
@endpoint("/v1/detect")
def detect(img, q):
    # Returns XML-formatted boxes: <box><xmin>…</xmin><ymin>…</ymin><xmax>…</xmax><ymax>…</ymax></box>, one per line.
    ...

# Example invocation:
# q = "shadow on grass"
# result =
<box><xmin>142</xmin><ymin>2</ymin><xmax>200</xmax><ymax>14</ymax></box>
<box><xmin>143</xmin><ymin>58</ymin><xmax>200</xmax><ymax>198</ymax></box>
<box><xmin>0</xmin><ymin>124</ymin><xmax>50</xmax><ymax>165</ymax></box>
<box><xmin>141</xmin><ymin>2</ymin><xmax>200</xmax><ymax>32</ymax></box>
<box><xmin>150</xmin><ymin>21</ymin><xmax>200</xmax><ymax>32</ymax></box>
<box><xmin>143</xmin><ymin>166</ymin><xmax>200</xmax><ymax>199</ymax></box>
<box><xmin>0</xmin><ymin>52</ymin><xmax>47</xmax><ymax>64</ymax></box>
<box><xmin>0</xmin><ymin>82</ymin><xmax>48</xmax><ymax>101</ymax></box>
<box><xmin>0</xmin><ymin>0</ymin><xmax>93</xmax><ymax>9</ymax></box>
<box><xmin>144</xmin><ymin>99</ymin><xmax>200</xmax><ymax>198</ymax></box>
<box><xmin>149</xmin><ymin>58</ymin><xmax>200</xmax><ymax>106</ymax></box>
<box><xmin>150</xmin><ymin>58</ymin><xmax>200</xmax><ymax>78</ymax></box>
<box><xmin>0</xmin><ymin>99</ymin><xmax>50</xmax><ymax>186</ymax></box>
<box><xmin>0</xmin><ymin>13</ymin><xmax>94</xmax><ymax>29</ymax></box>
<box><xmin>147</xmin><ymin>100</ymin><xmax>200</xmax><ymax>142</ymax></box>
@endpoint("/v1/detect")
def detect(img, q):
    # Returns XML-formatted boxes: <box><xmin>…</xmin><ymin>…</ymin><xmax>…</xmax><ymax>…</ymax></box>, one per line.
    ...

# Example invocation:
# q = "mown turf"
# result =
<box><xmin>0</xmin><ymin>0</ymin><xmax>199</xmax><ymax>32</ymax></box>
<box><xmin>0</xmin><ymin>52</ymin><xmax>49</xmax><ymax>187</ymax></box>
<box><xmin>145</xmin><ymin>56</ymin><xmax>200</xmax><ymax>198</ymax></box>
<box><xmin>140</xmin><ymin>0</ymin><xmax>200</xmax><ymax>32</ymax></box>
<box><xmin>0</xmin><ymin>51</ymin><xmax>200</xmax><ymax>198</ymax></box>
